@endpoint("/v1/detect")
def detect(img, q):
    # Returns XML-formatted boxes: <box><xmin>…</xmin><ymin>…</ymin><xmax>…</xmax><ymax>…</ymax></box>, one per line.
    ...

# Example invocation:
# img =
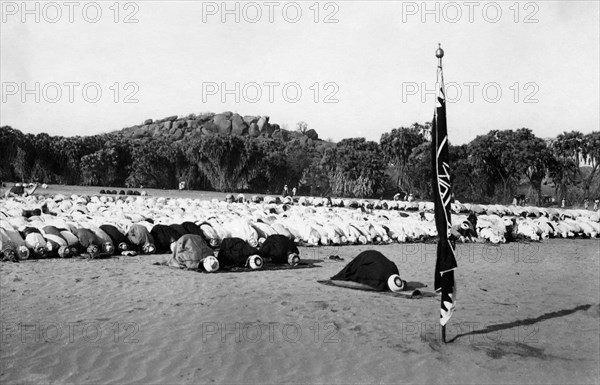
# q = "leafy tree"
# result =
<box><xmin>512</xmin><ymin>128</ymin><xmax>555</xmax><ymax>205</ymax></box>
<box><xmin>469</xmin><ymin>130</ymin><xmax>523</xmax><ymax>202</ymax></box>
<box><xmin>582</xmin><ymin>131</ymin><xmax>600</xmax><ymax>198</ymax></box>
<box><xmin>323</xmin><ymin>138</ymin><xmax>386</xmax><ymax>198</ymax></box>
<box><xmin>13</xmin><ymin>147</ymin><xmax>29</xmax><ymax>182</ymax></box>
<box><xmin>193</xmin><ymin>135</ymin><xmax>255</xmax><ymax>191</ymax></box>
<box><xmin>126</xmin><ymin>140</ymin><xmax>176</xmax><ymax>188</ymax></box>
<box><xmin>380</xmin><ymin>123</ymin><xmax>427</xmax><ymax>194</ymax></box>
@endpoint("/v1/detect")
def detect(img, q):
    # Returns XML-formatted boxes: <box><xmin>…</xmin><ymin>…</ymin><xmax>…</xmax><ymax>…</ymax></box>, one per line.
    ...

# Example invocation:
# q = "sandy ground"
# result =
<box><xmin>1</xmin><ymin>239</ymin><xmax>599</xmax><ymax>384</ymax></box>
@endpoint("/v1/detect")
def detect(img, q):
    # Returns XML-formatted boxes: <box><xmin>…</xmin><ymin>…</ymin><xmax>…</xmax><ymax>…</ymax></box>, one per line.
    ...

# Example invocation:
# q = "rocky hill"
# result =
<box><xmin>118</xmin><ymin>111</ymin><xmax>320</xmax><ymax>145</ymax></box>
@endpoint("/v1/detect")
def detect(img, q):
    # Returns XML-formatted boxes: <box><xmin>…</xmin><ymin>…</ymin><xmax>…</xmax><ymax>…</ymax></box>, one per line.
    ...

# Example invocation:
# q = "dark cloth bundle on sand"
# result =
<box><xmin>330</xmin><ymin>250</ymin><xmax>399</xmax><ymax>291</ymax></box>
<box><xmin>127</xmin><ymin>224</ymin><xmax>155</xmax><ymax>252</ymax></box>
<box><xmin>259</xmin><ymin>234</ymin><xmax>299</xmax><ymax>264</ymax></box>
<box><xmin>168</xmin><ymin>234</ymin><xmax>214</xmax><ymax>270</ymax></box>
<box><xmin>218</xmin><ymin>237</ymin><xmax>259</xmax><ymax>268</ymax></box>
<box><xmin>150</xmin><ymin>224</ymin><xmax>182</xmax><ymax>253</ymax></box>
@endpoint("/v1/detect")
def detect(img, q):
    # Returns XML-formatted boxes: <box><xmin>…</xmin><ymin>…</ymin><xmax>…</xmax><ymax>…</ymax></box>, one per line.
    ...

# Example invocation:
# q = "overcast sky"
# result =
<box><xmin>1</xmin><ymin>1</ymin><xmax>599</xmax><ymax>144</ymax></box>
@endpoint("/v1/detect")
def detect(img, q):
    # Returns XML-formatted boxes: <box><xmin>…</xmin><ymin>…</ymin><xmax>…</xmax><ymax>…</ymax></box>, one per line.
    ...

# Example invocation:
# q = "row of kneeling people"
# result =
<box><xmin>0</xmin><ymin>218</ymin><xmax>301</xmax><ymax>271</ymax></box>
<box><xmin>1</xmin><ymin>212</ymin><xmax>598</xmax><ymax>263</ymax></box>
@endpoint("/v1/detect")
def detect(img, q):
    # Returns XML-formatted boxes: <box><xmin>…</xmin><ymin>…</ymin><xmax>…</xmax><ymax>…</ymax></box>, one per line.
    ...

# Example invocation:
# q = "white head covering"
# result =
<box><xmin>288</xmin><ymin>253</ymin><xmax>300</xmax><ymax>266</ymax></box>
<box><xmin>387</xmin><ymin>274</ymin><xmax>405</xmax><ymax>292</ymax></box>
<box><xmin>247</xmin><ymin>255</ymin><xmax>263</xmax><ymax>270</ymax></box>
<box><xmin>203</xmin><ymin>256</ymin><xmax>220</xmax><ymax>272</ymax></box>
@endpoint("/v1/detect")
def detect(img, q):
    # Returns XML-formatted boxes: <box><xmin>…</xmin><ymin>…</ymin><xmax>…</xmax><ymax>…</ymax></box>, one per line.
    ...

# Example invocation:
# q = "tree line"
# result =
<box><xmin>1</xmin><ymin>124</ymin><xmax>598</xmax><ymax>205</ymax></box>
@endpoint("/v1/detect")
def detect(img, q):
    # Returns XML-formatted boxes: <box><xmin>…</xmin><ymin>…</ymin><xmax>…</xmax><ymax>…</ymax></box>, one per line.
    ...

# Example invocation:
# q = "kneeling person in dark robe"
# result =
<box><xmin>217</xmin><ymin>237</ymin><xmax>263</xmax><ymax>270</ymax></box>
<box><xmin>331</xmin><ymin>250</ymin><xmax>405</xmax><ymax>292</ymax></box>
<box><xmin>259</xmin><ymin>234</ymin><xmax>300</xmax><ymax>266</ymax></box>
<box><xmin>150</xmin><ymin>224</ymin><xmax>183</xmax><ymax>254</ymax></box>
<box><xmin>100</xmin><ymin>224</ymin><xmax>132</xmax><ymax>253</ymax></box>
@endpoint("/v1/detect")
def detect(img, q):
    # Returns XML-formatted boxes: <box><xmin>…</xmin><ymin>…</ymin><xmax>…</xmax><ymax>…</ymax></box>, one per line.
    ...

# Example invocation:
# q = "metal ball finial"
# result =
<box><xmin>435</xmin><ymin>43</ymin><xmax>444</xmax><ymax>59</ymax></box>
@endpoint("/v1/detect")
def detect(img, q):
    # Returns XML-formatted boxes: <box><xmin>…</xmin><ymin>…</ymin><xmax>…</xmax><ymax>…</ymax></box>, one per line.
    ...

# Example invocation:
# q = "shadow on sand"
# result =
<box><xmin>448</xmin><ymin>304</ymin><xmax>593</xmax><ymax>343</ymax></box>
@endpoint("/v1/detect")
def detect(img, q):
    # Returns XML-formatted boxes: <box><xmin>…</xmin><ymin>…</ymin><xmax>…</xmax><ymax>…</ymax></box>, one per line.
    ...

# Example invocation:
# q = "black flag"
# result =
<box><xmin>431</xmin><ymin>46</ymin><xmax>457</xmax><ymax>333</ymax></box>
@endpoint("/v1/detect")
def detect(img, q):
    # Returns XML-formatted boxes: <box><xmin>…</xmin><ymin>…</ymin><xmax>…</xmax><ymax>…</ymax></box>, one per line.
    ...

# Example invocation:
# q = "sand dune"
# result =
<box><xmin>1</xmin><ymin>240</ymin><xmax>599</xmax><ymax>384</ymax></box>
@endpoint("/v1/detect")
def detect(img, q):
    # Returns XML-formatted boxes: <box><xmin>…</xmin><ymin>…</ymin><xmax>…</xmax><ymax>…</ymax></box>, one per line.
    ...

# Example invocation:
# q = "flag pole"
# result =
<box><xmin>436</xmin><ymin>43</ymin><xmax>446</xmax><ymax>343</ymax></box>
<box><xmin>432</xmin><ymin>43</ymin><xmax>457</xmax><ymax>344</ymax></box>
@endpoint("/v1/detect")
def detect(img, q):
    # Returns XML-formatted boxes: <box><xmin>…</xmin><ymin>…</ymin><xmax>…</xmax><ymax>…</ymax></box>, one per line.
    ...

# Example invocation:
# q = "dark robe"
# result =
<box><xmin>331</xmin><ymin>250</ymin><xmax>399</xmax><ymax>291</ymax></box>
<box><xmin>9</xmin><ymin>185</ymin><xmax>24</xmax><ymax>195</ymax></box>
<box><xmin>181</xmin><ymin>222</ymin><xmax>204</xmax><ymax>237</ymax></box>
<box><xmin>218</xmin><ymin>237</ymin><xmax>259</xmax><ymax>268</ymax></box>
<box><xmin>150</xmin><ymin>224</ymin><xmax>182</xmax><ymax>253</ymax></box>
<box><xmin>259</xmin><ymin>234</ymin><xmax>299</xmax><ymax>264</ymax></box>
<box><xmin>22</xmin><ymin>208</ymin><xmax>42</xmax><ymax>218</ymax></box>
<box><xmin>169</xmin><ymin>224</ymin><xmax>188</xmax><ymax>238</ymax></box>
<box><xmin>467</xmin><ymin>212</ymin><xmax>478</xmax><ymax>237</ymax></box>
<box><xmin>100</xmin><ymin>224</ymin><xmax>132</xmax><ymax>250</ymax></box>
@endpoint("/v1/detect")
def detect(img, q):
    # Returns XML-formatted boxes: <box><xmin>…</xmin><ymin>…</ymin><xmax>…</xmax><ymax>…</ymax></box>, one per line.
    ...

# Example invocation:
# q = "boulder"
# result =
<box><xmin>202</xmin><ymin>122</ymin><xmax>219</xmax><ymax>135</ymax></box>
<box><xmin>198</xmin><ymin>113</ymin><xmax>215</xmax><ymax>121</ymax></box>
<box><xmin>231</xmin><ymin>114</ymin><xmax>248</xmax><ymax>135</ymax></box>
<box><xmin>187</xmin><ymin>120</ymin><xmax>199</xmax><ymax>130</ymax></box>
<box><xmin>132</xmin><ymin>126</ymin><xmax>146</xmax><ymax>139</ymax></box>
<box><xmin>163</xmin><ymin>121</ymin><xmax>172</xmax><ymax>130</ymax></box>
<box><xmin>213</xmin><ymin>113</ymin><xmax>232</xmax><ymax>134</ymax></box>
<box><xmin>249</xmin><ymin>122</ymin><xmax>260</xmax><ymax>137</ymax></box>
<box><xmin>243</xmin><ymin>115</ymin><xmax>259</xmax><ymax>125</ymax></box>
<box><xmin>151</xmin><ymin>124</ymin><xmax>161</xmax><ymax>137</ymax></box>
<box><xmin>305</xmin><ymin>129</ymin><xmax>319</xmax><ymax>140</ymax></box>
<box><xmin>260</xmin><ymin>122</ymin><xmax>274</xmax><ymax>137</ymax></box>
<box><xmin>144</xmin><ymin>119</ymin><xmax>153</xmax><ymax>125</ymax></box>
<box><xmin>165</xmin><ymin>115</ymin><xmax>178</xmax><ymax>122</ymax></box>
<box><xmin>173</xmin><ymin>129</ymin><xmax>184</xmax><ymax>141</ymax></box>
<box><xmin>257</xmin><ymin>116</ymin><xmax>270</xmax><ymax>130</ymax></box>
